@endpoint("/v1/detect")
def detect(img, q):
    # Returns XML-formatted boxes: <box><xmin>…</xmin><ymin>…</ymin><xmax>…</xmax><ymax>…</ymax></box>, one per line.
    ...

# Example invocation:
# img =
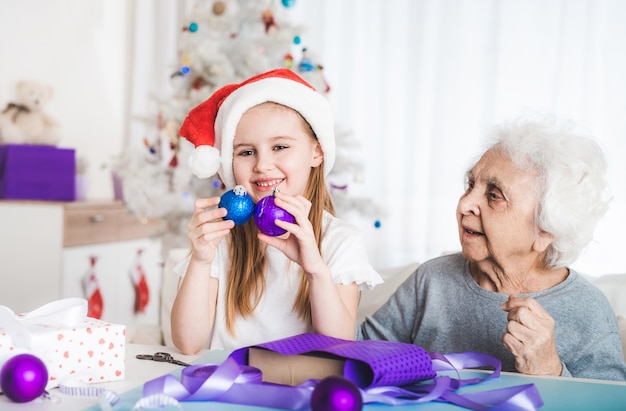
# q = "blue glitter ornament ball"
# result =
<box><xmin>219</xmin><ymin>185</ymin><xmax>255</xmax><ymax>225</ymax></box>
<box><xmin>310</xmin><ymin>376</ymin><xmax>363</xmax><ymax>411</ymax></box>
<box><xmin>282</xmin><ymin>0</ymin><xmax>296</xmax><ymax>8</ymax></box>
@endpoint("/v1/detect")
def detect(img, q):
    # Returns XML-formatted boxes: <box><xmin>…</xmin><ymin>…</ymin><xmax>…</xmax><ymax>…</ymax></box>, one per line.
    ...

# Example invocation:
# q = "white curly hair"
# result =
<box><xmin>486</xmin><ymin>114</ymin><xmax>611</xmax><ymax>269</ymax></box>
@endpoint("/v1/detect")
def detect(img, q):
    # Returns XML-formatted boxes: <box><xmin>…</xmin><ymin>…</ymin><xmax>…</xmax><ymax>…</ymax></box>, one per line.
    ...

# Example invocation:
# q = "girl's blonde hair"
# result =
<box><xmin>224</xmin><ymin>104</ymin><xmax>335</xmax><ymax>334</ymax></box>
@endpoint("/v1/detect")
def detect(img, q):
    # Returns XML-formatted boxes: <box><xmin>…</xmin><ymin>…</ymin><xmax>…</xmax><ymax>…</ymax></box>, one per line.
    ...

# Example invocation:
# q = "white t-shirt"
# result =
<box><xmin>175</xmin><ymin>211</ymin><xmax>382</xmax><ymax>350</ymax></box>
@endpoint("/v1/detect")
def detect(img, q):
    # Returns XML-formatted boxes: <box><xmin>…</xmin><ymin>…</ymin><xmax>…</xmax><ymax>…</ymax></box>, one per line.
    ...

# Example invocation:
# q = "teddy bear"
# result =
<box><xmin>0</xmin><ymin>80</ymin><xmax>61</xmax><ymax>146</ymax></box>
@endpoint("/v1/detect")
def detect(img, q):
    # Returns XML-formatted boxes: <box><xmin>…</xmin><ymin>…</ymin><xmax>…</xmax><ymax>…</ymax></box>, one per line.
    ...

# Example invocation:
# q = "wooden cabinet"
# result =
<box><xmin>0</xmin><ymin>201</ymin><xmax>163</xmax><ymax>328</ymax></box>
<box><xmin>63</xmin><ymin>201</ymin><xmax>160</xmax><ymax>247</ymax></box>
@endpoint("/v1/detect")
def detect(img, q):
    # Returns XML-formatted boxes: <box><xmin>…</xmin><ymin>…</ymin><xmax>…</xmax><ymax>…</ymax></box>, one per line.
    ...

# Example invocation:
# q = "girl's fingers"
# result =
<box><xmin>194</xmin><ymin>197</ymin><xmax>221</xmax><ymax>211</ymax></box>
<box><xmin>273</xmin><ymin>194</ymin><xmax>311</xmax><ymax>225</ymax></box>
<box><xmin>191</xmin><ymin>198</ymin><xmax>228</xmax><ymax>227</ymax></box>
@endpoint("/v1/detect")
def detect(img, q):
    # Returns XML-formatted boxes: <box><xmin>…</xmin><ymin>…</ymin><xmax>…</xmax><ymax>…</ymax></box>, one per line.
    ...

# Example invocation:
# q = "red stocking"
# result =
<box><xmin>83</xmin><ymin>256</ymin><xmax>104</xmax><ymax>319</ymax></box>
<box><xmin>130</xmin><ymin>249</ymin><xmax>150</xmax><ymax>314</ymax></box>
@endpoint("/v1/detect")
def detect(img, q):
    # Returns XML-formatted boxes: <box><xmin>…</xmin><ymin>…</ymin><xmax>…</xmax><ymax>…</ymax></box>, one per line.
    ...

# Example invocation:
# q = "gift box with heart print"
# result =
<box><xmin>0</xmin><ymin>298</ymin><xmax>125</xmax><ymax>389</ymax></box>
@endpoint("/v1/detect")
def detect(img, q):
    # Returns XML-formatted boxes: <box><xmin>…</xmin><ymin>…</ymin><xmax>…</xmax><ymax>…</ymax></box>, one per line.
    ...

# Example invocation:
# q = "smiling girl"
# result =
<box><xmin>170</xmin><ymin>69</ymin><xmax>382</xmax><ymax>354</ymax></box>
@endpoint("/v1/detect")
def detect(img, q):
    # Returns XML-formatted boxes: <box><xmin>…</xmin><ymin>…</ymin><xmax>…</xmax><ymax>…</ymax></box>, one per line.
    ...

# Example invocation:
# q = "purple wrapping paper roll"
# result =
<box><xmin>229</xmin><ymin>333</ymin><xmax>436</xmax><ymax>388</ymax></box>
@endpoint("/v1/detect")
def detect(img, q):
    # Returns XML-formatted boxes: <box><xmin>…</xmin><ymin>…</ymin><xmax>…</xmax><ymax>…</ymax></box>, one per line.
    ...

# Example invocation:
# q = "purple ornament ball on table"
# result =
<box><xmin>311</xmin><ymin>376</ymin><xmax>363</xmax><ymax>411</ymax></box>
<box><xmin>254</xmin><ymin>194</ymin><xmax>295</xmax><ymax>236</ymax></box>
<box><xmin>0</xmin><ymin>353</ymin><xmax>48</xmax><ymax>403</ymax></box>
<box><xmin>218</xmin><ymin>185</ymin><xmax>255</xmax><ymax>225</ymax></box>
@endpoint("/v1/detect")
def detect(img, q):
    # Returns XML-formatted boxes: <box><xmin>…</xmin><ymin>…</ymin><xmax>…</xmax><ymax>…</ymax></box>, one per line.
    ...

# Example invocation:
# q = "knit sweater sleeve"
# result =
<box><xmin>356</xmin><ymin>264</ymin><xmax>423</xmax><ymax>343</ymax></box>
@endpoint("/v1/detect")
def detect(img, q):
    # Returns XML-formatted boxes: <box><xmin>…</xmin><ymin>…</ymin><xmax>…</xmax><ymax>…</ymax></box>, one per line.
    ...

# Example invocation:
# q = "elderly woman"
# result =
<box><xmin>358</xmin><ymin>116</ymin><xmax>626</xmax><ymax>381</ymax></box>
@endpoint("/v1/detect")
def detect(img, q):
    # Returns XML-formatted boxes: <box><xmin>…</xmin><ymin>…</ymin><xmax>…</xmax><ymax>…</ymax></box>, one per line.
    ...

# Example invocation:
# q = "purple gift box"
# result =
<box><xmin>0</xmin><ymin>144</ymin><xmax>76</xmax><ymax>201</ymax></box>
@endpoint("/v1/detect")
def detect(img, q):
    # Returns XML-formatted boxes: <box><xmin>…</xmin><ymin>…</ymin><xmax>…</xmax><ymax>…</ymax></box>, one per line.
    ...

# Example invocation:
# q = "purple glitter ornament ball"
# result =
<box><xmin>0</xmin><ymin>354</ymin><xmax>48</xmax><ymax>403</ymax></box>
<box><xmin>219</xmin><ymin>185</ymin><xmax>255</xmax><ymax>225</ymax></box>
<box><xmin>254</xmin><ymin>194</ymin><xmax>295</xmax><ymax>236</ymax></box>
<box><xmin>311</xmin><ymin>376</ymin><xmax>363</xmax><ymax>411</ymax></box>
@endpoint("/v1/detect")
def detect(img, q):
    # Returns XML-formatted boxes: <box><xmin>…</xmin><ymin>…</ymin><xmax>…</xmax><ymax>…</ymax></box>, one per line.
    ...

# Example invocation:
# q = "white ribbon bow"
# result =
<box><xmin>0</xmin><ymin>298</ymin><xmax>88</xmax><ymax>348</ymax></box>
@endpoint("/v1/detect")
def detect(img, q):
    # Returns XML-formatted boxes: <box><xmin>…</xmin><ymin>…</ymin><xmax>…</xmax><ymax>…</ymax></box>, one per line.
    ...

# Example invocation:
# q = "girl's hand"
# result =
<box><xmin>188</xmin><ymin>197</ymin><xmax>234</xmax><ymax>265</ymax></box>
<box><xmin>258</xmin><ymin>191</ymin><xmax>326</xmax><ymax>276</ymax></box>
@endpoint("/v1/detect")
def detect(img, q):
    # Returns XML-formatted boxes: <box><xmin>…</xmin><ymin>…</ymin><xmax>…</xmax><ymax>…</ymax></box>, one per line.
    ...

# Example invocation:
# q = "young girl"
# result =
<box><xmin>170</xmin><ymin>68</ymin><xmax>382</xmax><ymax>354</ymax></box>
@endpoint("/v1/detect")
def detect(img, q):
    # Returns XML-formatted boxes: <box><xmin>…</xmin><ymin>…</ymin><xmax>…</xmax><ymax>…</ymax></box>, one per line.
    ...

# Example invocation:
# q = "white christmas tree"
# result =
<box><xmin>113</xmin><ymin>0</ymin><xmax>381</xmax><ymax>255</ymax></box>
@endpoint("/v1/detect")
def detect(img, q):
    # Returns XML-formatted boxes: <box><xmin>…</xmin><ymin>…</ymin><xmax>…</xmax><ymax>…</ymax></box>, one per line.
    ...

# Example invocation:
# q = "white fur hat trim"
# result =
<box><xmin>215</xmin><ymin>77</ymin><xmax>335</xmax><ymax>188</ymax></box>
<box><xmin>188</xmin><ymin>145</ymin><xmax>221</xmax><ymax>179</ymax></box>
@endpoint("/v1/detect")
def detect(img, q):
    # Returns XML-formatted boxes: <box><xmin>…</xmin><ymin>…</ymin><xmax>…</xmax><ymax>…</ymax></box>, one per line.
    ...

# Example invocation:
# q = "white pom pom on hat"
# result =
<box><xmin>178</xmin><ymin>68</ymin><xmax>335</xmax><ymax>189</ymax></box>
<box><xmin>187</xmin><ymin>145</ymin><xmax>221</xmax><ymax>179</ymax></box>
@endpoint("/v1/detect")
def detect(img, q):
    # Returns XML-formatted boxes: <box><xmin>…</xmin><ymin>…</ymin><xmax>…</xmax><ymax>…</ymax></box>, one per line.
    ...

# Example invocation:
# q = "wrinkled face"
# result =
<box><xmin>456</xmin><ymin>149</ymin><xmax>542</xmax><ymax>266</ymax></box>
<box><xmin>232</xmin><ymin>103</ymin><xmax>323</xmax><ymax>203</ymax></box>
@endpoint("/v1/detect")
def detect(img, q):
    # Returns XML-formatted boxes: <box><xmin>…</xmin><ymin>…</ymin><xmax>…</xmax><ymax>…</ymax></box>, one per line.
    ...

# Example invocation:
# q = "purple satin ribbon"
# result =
<box><xmin>144</xmin><ymin>358</ymin><xmax>313</xmax><ymax>409</ymax></box>
<box><xmin>142</xmin><ymin>333</ymin><xmax>543</xmax><ymax>410</ymax></box>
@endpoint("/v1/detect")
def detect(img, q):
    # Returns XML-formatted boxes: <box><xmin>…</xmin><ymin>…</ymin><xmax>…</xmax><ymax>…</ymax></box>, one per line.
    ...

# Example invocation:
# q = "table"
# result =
<box><xmin>0</xmin><ymin>344</ymin><xmax>200</xmax><ymax>411</ymax></box>
<box><xmin>2</xmin><ymin>343</ymin><xmax>625</xmax><ymax>410</ymax></box>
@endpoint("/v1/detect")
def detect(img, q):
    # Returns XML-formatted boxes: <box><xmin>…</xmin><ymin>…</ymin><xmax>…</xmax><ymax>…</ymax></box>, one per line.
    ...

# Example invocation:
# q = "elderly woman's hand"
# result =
<box><xmin>501</xmin><ymin>295</ymin><xmax>563</xmax><ymax>376</ymax></box>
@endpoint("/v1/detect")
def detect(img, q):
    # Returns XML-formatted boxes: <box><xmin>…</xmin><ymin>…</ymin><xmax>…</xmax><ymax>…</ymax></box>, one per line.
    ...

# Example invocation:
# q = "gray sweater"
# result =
<box><xmin>357</xmin><ymin>253</ymin><xmax>626</xmax><ymax>381</ymax></box>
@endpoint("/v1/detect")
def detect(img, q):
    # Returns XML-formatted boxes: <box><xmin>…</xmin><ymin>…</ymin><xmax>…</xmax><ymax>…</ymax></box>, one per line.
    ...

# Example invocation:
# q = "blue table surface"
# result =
<box><xmin>87</xmin><ymin>350</ymin><xmax>626</xmax><ymax>411</ymax></box>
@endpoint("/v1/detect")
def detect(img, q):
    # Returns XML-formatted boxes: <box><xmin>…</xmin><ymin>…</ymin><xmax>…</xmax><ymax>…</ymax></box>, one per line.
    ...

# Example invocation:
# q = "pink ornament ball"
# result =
<box><xmin>310</xmin><ymin>376</ymin><xmax>363</xmax><ymax>411</ymax></box>
<box><xmin>1</xmin><ymin>354</ymin><xmax>48</xmax><ymax>403</ymax></box>
<box><xmin>254</xmin><ymin>194</ymin><xmax>295</xmax><ymax>236</ymax></box>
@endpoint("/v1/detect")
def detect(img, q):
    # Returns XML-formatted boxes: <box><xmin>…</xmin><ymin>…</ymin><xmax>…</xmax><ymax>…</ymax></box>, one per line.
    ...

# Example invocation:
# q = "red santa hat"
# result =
<box><xmin>179</xmin><ymin>68</ymin><xmax>335</xmax><ymax>189</ymax></box>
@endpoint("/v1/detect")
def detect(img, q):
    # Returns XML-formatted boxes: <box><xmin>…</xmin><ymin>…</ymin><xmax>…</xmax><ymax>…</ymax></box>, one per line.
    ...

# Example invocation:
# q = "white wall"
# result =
<box><xmin>0</xmin><ymin>0</ymin><xmax>130</xmax><ymax>200</ymax></box>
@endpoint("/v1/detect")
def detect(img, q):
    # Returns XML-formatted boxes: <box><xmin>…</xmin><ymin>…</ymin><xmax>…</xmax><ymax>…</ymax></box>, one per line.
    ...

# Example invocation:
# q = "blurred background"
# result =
<box><xmin>0</xmin><ymin>0</ymin><xmax>624</xmax><ymax>278</ymax></box>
